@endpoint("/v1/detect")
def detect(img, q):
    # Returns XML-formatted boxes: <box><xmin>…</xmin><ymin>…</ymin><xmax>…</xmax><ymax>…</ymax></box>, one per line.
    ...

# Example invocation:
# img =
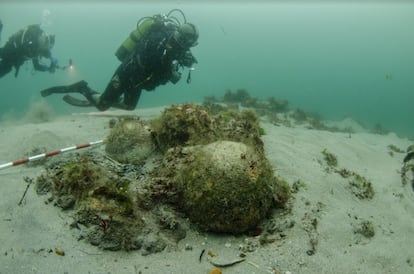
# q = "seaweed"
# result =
<box><xmin>353</xmin><ymin>220</ymin><xmax>375</xmax><ymax>238</ymax></box>
<box><xmin>348</xmin><ymin>174</ymin><xmax>375</xmax><ymax>200</ymax></box>
<box><xmin>223</xmin><ymin>88</ymin><xmax>251</xmax><ymax>104</ymax></box>
<box><xmin>371</xmin><ymin>123</ymin><xmax>390</xmax><ymax>135</ymax></box>
<box><xmin>150</xmin><ymin>104</ymin><xmax>219</xmax><ymax>152</ymax></box>
<box><xmin>321</xmin><ymin>148</ymin><xmax>338</xmax><ymax>168</ymax></box>
<box><xmin>267</xmin><ymin>96</ymin><xmax>289</xmax><ymax>113</ymax></box>
<box><xmin>290</xmin><ymin>109</ymin><xmax>308</xmax><ymax>123</ymax></box>
<box><xmin>322</xmin><ymin>151</ymin><xmax>375</xmax><ymax>200</ymax></box>
<box><xmin>388</xmin><ymin>144</ymin><xmax>405</xmax><ymax>153</ymax></box>
<box><xmin>401</xmin><ymin>153</ymin><xmax>414</xmax><ymax>189</ymax></box>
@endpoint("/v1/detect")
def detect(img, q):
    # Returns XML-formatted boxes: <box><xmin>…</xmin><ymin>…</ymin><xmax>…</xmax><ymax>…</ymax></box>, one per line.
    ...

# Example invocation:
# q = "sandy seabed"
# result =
<box><xmin>0</xmin><ymin>107</ymin><xmax>413</xmax><ymax>274</ymax></box>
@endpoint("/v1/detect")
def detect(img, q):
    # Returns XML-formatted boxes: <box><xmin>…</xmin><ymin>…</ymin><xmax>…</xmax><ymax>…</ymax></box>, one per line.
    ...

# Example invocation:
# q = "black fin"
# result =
<box><xmin>62</xmin><ymin>95</ymin><xmax>94</xmax><ymax>107</ymax></box>
<box><xmin>41</xmin><ymin>80</ymin><xmax>88</xmax><ymax>97</ymax></box>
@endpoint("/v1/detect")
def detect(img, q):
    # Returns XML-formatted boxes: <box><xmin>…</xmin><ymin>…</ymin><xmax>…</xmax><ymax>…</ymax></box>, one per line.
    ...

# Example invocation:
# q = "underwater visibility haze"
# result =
<box><xmin>0</xmin><ymin>1</ymin><xmax>413</xmax><ymax>137</ymax></box>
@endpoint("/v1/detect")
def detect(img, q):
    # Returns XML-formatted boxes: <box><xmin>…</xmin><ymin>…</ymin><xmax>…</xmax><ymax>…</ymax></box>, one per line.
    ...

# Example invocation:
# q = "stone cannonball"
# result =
<box><xmin>174</xmin><ymin>141</ymin><xmax>274</xmax><ymax>233</ymax></box>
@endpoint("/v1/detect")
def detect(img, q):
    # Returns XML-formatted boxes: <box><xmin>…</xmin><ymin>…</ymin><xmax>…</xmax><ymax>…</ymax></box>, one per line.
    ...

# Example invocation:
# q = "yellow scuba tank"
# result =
<box><xmin>115</xmin><ymin>17</ymin><xmax>155</xmax><ymax>62</ymax></box>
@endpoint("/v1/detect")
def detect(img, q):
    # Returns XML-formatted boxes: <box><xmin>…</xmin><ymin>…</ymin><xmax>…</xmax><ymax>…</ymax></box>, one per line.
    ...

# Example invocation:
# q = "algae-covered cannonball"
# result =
<box><xmin>105</xmin><ymin>118</ymin><xmax>154</xmax><ymax>164</ymax></box>
<box><xmin>151</xmin><ymin>104</ymin><xmax>218</xmax><ymax>151</ymax></box>
<box><xmin>174</xmin><ymin>141</ymin><xmax>275</xmax><ymax>233</ymax></box>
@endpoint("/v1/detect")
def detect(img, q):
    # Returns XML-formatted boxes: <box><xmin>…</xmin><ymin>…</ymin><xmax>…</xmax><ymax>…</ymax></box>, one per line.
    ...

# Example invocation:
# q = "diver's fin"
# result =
<box><xmin>62</xmin><ymin>95</ymin><xmax>94</xmax><ymax>107</ymax></box>
<box><xmin>41</xmin><ymin>80</ymin><xmax>89</xmax><ymax>97</ymax></box>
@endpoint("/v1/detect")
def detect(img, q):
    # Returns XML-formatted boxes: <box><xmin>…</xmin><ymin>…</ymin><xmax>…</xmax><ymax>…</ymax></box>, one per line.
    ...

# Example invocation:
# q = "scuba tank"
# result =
<box><xmin>115</xmin><ymin>17</ymin><xmax>156</xmax><ymax>62</ymax></box>
<box><xmin>115</xmin><ymin>10</ymin><xmax>188</xmax><ymax>62</ymax></box>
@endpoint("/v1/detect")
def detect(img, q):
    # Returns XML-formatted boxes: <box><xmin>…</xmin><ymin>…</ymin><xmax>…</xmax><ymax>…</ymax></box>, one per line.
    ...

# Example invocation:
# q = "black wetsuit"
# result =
<box><xmin>0</xmin><ymin>24</ymin><xmax>52</xmax><ymax>78</ymax></box>
<box><xmin>96</xmin><ymin>22</ymin><xmax>197</xmax><ymax>111</ymax></box>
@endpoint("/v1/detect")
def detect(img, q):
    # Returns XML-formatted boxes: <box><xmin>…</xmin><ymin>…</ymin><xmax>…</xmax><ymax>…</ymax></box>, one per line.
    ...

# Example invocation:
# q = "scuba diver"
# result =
<box><xmin>0</xmin><ymin>23</ymin><xmax>58</xmax><ymax>78</ymax></box>
<box><xmin>40</xmin><ymin>9</ymin><xmax>198</xmax><ymax>111</ymax></box>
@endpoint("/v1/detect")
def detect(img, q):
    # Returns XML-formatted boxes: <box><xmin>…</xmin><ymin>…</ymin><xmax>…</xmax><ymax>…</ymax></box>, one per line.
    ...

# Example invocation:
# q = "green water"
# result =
<box><xmin>1</xmin><ymin>1</ymin><xmax>413</xmax><ymax>137</ymax></box>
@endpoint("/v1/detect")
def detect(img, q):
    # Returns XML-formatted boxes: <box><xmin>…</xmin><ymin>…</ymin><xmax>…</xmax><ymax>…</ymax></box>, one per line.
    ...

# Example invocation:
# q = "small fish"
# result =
<box><xmin>385</xmin><ymin>74</ymin><xmax>393</xmax><ymax>80</ymax></box>
<box><xmin>219</xmin><ymin>25</ymin><xmax>227</xmax><ymax>35</ymax></box>
<box><xmin>54</xmin><ymin>247</ymin><xmax>65</xmax><ymax>256</ymax></box>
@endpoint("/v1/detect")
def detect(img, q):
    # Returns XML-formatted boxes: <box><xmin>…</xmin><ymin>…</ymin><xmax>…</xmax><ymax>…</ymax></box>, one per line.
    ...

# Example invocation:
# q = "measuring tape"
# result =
<box><xmin>0</xmin><ymin>140</ymin><xmax>104</xmax><ymax>170</ymax></box>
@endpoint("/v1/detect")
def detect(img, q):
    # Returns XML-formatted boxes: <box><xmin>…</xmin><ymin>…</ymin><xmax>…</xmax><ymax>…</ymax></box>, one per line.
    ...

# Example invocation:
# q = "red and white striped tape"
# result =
<box><xmin>0</xmin><ymin>140</ymin><xmax>104</xmax><ymax>170</ymax></box>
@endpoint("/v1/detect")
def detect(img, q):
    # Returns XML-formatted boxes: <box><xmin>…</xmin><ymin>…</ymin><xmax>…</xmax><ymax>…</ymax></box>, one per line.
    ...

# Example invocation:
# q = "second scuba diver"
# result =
<box><xmin>0</xmin><ymin>23</ymin><xmax>58</xmax><ymax>78</ymax></box>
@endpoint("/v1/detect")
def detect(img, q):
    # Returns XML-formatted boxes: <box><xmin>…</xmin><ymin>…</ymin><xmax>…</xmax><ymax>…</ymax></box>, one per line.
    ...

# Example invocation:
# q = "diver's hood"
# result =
<box><xmin>173</xmin><ymin>23</ymin><xmax>199</xmax><ymax>48</ymax></box>
<box><xmin>38</xmin><ymin>33</ymin><xmax>55</xmax><ymax>51</ymax></box>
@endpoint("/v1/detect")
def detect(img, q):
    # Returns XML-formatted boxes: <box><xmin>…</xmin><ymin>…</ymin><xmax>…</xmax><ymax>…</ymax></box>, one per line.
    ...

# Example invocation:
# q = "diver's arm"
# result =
<box><xmin>180</xmin><ymin>50</ymin><xmax>197</xmax><ymax>67</ymax></box>
<box><xmin>32</xmin><ymin>53</ymin><xmax>58</xmax><ymax>72</ymax></box>
<box><xmin>168</xmin><ymin>51</ymin><xmax>197</xmax><ymax>84</ymax></box>
<box><xmin>32</xmin><ymin>57</ymin><xmax>49</xmax><ymax>71</ymax></box>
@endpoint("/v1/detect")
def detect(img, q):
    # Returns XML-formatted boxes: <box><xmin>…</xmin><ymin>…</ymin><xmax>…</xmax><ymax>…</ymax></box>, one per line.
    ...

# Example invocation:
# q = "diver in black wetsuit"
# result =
<box><xmin>0</xmin><ymin>23</ymin><xmax>58</xmax><ymax>78</ymax></box>
<box><xmin>41</xmin><ymin>9</ymin><xmax>198</xmax><ymax>111</ymax></box>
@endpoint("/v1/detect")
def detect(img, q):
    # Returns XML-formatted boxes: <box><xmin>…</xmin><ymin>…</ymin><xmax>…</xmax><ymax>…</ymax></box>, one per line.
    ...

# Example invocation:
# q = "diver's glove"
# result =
<box><xmin>49</xmin><ymin>56</ymin><xmax>58</xmax><ymax>73</ymax></box>
<box><xmin>181</xmin><ymin>51</ymin><xmax>197</xmax><ymax>67</ymax></box>
<box><xmin>170</xmin><ymin>60</ymin><xmax>181</xmax><ymax>84</ymax></box>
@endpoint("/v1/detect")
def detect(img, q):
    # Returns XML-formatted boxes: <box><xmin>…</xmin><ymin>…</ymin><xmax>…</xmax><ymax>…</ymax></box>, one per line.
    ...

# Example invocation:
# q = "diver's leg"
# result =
<box><xmin>112</xmin><ymin>88</ymin><xmax>141</xmax><ymax>110</ymax></box>
<box><xmin>95</xmin><ymin>74</ymin><xmax>124</xmax><ymax>111</ymax></box>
